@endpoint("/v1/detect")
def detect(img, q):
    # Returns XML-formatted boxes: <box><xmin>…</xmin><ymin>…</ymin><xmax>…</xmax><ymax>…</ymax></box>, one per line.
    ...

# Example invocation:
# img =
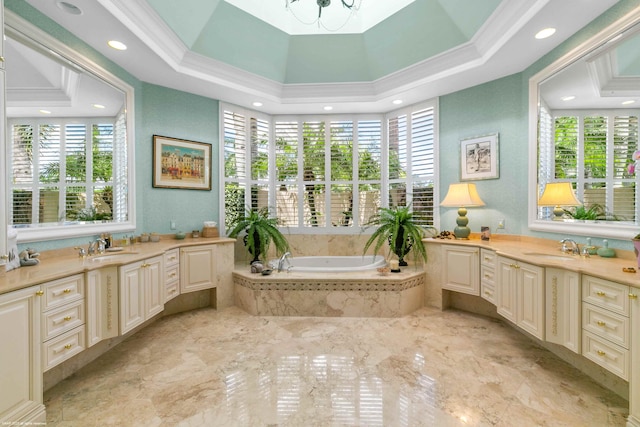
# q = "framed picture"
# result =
<box><xmin>460</xmin><ymin>133</ymin><xmax>499</xmax><ymax>181</ymax></box>
<box><xmin>152</xmin><ymin>135</ymin><xmax>212</xmax><ymax>190</ymax></box>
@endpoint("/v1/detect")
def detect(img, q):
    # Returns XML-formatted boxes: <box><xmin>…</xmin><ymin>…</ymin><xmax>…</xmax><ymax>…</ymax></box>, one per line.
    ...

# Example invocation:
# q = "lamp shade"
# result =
<box><xmin>440</xmin><ymin>183</ymin><xmax>486</xmax><ymax>207</ymax></box>
<box><xmin>538</xmin><ymin>182</ymin><xmax>580</xmax><ymax>207</ymax></box>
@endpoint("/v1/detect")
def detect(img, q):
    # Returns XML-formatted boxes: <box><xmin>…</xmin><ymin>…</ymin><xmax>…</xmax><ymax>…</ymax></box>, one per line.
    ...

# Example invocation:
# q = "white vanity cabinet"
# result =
<box><xmin>41</xmin><ymin>274</ymin><xmax>86</xmax><ymax>371</ymax></box>
<box><xmin>581</xmin><ymin>275</ymin><xmax>631</xmax><ymax>380</ymax></box>
<box><xmin>164</xmin><ymin>248</ymin><xmax>180</xmax><ymax>302</ymax></box>
<box><xmin>442</xmin><ymin>245</ymin><xmax>479</xmax><ymax>296</ymax></box>
<box><xmin>496</xmin><ymin>256</ymin><xmax>545</xmax><ymax>340</ymax></box>
<box><xmin>119</xmin><ymin>255</ymin><xmax>164</xmax><ymax>334</ymax></box>
<box><xmin>0</xmin><ymin>285</ymin><xmax>46</xmax><ymax>424</ymax></box>
<box><xmin>181</xmin><ymin>244</ymin><xmax>217</xmax><ymax>294</ymax></box>
<box><xmin>86</xmin><ymin>267</ymin><xmax>119</xmax><ymax>347</ymax></box>
<box><xmin>545</xmin><ymin>268</ymin><xmax>580</xmax><ymax>354</ymax></box>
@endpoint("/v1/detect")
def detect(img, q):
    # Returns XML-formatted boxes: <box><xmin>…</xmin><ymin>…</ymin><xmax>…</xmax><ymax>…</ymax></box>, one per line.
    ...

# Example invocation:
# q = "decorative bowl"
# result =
<box><xmin>377</xmin><ymin>267</ymin><xmax>390</xmax><ymax>276</ymax></box>
<box><xmin>175</xmin><ymin>232</ymin><xmax>186</xmax><ymax>240</ymax></box>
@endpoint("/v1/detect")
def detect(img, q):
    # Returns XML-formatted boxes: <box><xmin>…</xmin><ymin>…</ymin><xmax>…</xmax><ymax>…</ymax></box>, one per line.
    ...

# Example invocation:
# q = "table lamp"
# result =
<box><xmin>440</xmin><ymin>183</ymin><xmax>486</xmax><ymax>239</ymax></box>
<box><xmin>538</xmin><ymin>182</ymin><xmax>580</xmax><ymax>220</ymax></box>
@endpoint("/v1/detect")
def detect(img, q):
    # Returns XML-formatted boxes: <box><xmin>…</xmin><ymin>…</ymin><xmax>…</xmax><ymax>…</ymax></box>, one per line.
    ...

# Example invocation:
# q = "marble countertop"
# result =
<box><xmin>425</xmin><ymin>235</ymin><xmax>640</xmax><ymax>289</ymax></box>
<box><xmin>0</xmin><ymin>236</ymin><xmax>235</xmax><ymax>295</ymax></box>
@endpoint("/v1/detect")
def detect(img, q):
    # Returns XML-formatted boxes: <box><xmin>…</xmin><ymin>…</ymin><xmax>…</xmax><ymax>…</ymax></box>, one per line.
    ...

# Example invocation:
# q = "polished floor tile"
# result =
<box><xmin>44</xmin><ymin>306</ymin><xmax>628</xmax><ymax>426</ymax></box>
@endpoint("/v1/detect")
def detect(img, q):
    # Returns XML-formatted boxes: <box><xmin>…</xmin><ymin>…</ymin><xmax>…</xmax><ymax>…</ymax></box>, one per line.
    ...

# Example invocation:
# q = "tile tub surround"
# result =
<box><xmin>43</xmin><ymin>306</ymin><xmax>628</xmax><ymax>426</ymax></box>
<box><xmin>234</xmin><ymin>268</ymin><xmax>424</xmax><ymax>317</ymax></box>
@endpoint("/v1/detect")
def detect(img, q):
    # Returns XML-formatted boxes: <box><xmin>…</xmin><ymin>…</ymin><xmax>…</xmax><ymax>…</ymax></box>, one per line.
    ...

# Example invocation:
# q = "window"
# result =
<box><xmin>9</xmin><ymin>115</ymin><xmax>129</xmax><ymax>228</ymax></box>
<box><xmin>538</xmin><ymin>109</ymin><xmax>639</xmax><ymax>222</ymax></box>
<box><xmin>221</xmin><ymin>101</ymin><xmax>438</xmax><ymax>233</ymax></box>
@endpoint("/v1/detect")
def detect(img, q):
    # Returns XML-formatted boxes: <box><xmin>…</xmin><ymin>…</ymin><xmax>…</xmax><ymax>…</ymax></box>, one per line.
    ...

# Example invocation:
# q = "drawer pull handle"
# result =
<box><xmin>484</xmin><ymin>274</ymin><xmax>491</xmax><ymax>278</ymax></box>
<box><xmin>64</xmin><ymin>316</ymin><xmax>72</xmax><ymax>321</ymax></box>
<box><xmin>169</xmin><ymin>273</ymin><xmax>176</xmax><ymax>278</ymax></box>
<box><xmin>597</xmin><ymin>350</ymin><xmax>606</xmax><ymax>356</ymax></box>
<box><xmin>36</xmin><ymin>290</ymin><xmax>44</xmax><ymax>296</ymax></box>
<box><xmin>63</xmin><ymin>289</ymin><xmax>72</xmax><ymax>293</ymax></box>
<box><xmin>630</xmin><ymin>293</ymin><xmax>638</xmax><ymax>300</ymax></box>
<box><xmin>596</xmin><ymin>291</ymin><xmax>606</xmax><ymax>297</ymax></box>
<box><xmin>596</xmin><ymin>321</ymin><xmax>606</xmax><ymax>327</ymax></box>
<box><xmin>64</xmin><ymin>344</ymin><xmax>72</xmax><ymax>350</ymax></box>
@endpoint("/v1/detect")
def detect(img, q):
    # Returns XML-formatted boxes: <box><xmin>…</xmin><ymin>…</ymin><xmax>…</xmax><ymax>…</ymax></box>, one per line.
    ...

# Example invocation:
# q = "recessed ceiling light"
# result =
<box><xmin>392</xmin><ymin>99</ymin><xmax>403</xmax><ymax>105</ymax></box>
<box><xmin>92</xmin><ymin>104</ymin><xmax>106</xmax><ymax>109</ymax></box>
<box><xmin>535</xmin><ymin>28</ymin><xmax>556</xmax><ymax>40</ymax></box>
<box><xmin>56</xmin><ymin>1</ymin><xmax>82</xmax><ymax>15</ymax></box>
<box><xmin>107</xmin><ymin>40</ymin><xmax>127</xmax><ymax>51</ymax></box>
<box><xmin>39</xmin><ymin>109</ymin><xmax>52</xmax><ymax>115</ymax></box>
<box><xmin>323</xmin><ymin>106</ymin><xmax>333</xmax><ymax>111</ymax></box>
<box><xmin>622</xmin><ymin>100</ymin><xmax>636</xmax><ymax>105</ymax></box>
<box><xmin>561</xmin><ymin>95</ymin><xmax>575</xmax><ymax>102</ymax></box>
<box><xmin>252</xmin><ymin>102</ymin><xmax>263</xmax><ymax>107</ymax></box>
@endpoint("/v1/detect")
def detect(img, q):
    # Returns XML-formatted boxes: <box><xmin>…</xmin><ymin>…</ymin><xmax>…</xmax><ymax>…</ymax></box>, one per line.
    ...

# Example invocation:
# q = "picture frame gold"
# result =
<box><xmin>152</xmin><ymin>135</ymin><xmax>211</xmax><ymax>190</ymax></box>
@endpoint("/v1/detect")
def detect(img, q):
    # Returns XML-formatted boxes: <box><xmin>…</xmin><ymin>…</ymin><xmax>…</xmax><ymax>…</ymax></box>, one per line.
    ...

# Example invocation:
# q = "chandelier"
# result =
<box><xmin>285</xmin><ymin>0</ymin><xmax>362</xmax><ymax>32</ymax></box>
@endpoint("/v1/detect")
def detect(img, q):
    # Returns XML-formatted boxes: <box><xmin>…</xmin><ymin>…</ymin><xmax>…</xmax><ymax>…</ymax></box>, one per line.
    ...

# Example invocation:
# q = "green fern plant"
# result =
<box><xmin>363</xmin><ymin>205</ymin><xmax>436</xmax><ymax>266</ymax></box>
<box><xmin>227</xmin><ymin>207</ymin><xmax>289</xmax><ymax>263</ymax></box>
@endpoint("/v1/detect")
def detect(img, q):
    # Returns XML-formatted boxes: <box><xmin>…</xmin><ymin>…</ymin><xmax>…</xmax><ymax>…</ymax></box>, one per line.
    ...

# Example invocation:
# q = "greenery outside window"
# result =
<box><xmin>221</xmin><ymin>101</ymin><xmax>438</xmax><ymax>233</ymax></box>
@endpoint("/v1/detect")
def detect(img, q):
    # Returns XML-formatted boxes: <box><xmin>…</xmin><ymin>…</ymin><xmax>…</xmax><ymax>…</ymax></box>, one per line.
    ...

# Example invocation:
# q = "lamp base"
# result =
<box><xmin>453</xmin><ymin>207</ymin><xmax>471</xmax><ymax>239</ymax></box>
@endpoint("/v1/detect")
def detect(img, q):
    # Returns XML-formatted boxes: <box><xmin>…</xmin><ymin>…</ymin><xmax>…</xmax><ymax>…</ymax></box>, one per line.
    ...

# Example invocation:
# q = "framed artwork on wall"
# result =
<box><xmin>152</xmin><ymin>135</ymin><xmax>212</xmax><ymax>190</ymax></box>
<box><xmin>460</xmin><ymin>133</ymin><xmax>499</xmax><ymax>181</ymax></box>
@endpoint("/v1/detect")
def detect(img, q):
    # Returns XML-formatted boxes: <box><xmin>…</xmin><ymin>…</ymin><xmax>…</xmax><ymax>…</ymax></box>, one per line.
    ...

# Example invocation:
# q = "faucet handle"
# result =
<box><xmin>74</xmin><ymin>246</ymin><xmax>87</xmax><ymax>257</ymax></box>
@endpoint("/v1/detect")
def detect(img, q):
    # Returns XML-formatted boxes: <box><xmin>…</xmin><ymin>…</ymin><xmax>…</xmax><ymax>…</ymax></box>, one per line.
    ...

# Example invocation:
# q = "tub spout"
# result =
<box><xmin>278</xmin><ymin>252</ymin><xmax>291</xmax><ymax>272</ymax></box>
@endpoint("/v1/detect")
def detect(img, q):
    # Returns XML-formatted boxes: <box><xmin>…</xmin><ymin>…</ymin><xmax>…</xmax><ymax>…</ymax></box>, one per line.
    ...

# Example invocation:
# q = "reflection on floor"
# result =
<box><xmin>44</xmin><ymin>306</ymin><xmax>628</xmax><ymax>426</ymax></box>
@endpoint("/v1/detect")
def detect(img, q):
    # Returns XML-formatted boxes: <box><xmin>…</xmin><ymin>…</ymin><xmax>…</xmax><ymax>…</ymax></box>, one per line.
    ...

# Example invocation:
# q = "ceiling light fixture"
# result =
<box><xmin>535</xmin><ymin>28</ymin><xmax>556</xmax><ymax>40</ymax></box>
<box><xmin>39</xmin><ymin>109</ymin><xmax>52</xmax><ymax>115</ymax></box>
<box><xmin>107</xmin><ymin>40</ymin><xmax>127</xmax><ymax>51</ymax></box>
<box><xmin>392</xmin><ymin>99</ymin><xmax>403</xmax><ymax>105</ymax></box>
<box><xmin>323</xmin><ymin>106</ymin><xmax>333</xmax><ymax>111</ymax></box>
<box><xmin>286</xmin><ymin>0</ymin><xmax>362</xmax><ymax>32</ymax></box>
<box><xmin>252</xmin><ymin>101</ymin><xmax>263</xmax><ymax>107</ymax></box>
<box><xmin>92</xmin><ymin>104</ymin><xmax>106</xmax><ymax>109</ymax></box>
<box><xmin>622</xmin><ymin>100</ymin><xmax>636</xmax><ymax>105</ymax></box>
<box><xmin>561</xmin><ymin>95</ymin><xmax>575</xmax><ymax>101</ymax></box>
<box><xmin>56</xmin><ymin>1</ymin><xmax>82</xmax><ymax>15</ymax></box>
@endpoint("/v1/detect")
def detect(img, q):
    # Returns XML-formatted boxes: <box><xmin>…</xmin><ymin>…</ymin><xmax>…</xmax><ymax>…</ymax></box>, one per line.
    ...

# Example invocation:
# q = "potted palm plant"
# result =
<box><xmin>227</xmin><ymin>207</ymin><xmax>290</xmax><ymax>264</ymax></box>
<box><xmin>363</xmin><ymin>205</ymin><xmax>436</xmax><ymax>266</ymax></box>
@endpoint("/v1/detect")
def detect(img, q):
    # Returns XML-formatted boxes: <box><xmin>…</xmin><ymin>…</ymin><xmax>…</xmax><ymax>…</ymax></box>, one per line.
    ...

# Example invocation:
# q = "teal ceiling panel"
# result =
<box><xmin>615</xmin><ymin>33</ymin><xmax>640</xmax><ymax>76</ymax></box>
<box><xmin>147</xmin><ymin>0</ymin><xmax>223</xmax><ymax>48</ymax></box>
<box><xmin>191</xmin><ymin>2</ymin><xmax>290</xmax><ymax>83</ymax></box>
<box><xmin>284</xmin><ymin>34</ymin><xmax>371</xmax><ymax>83</ymax></box>
<box><xmin>363</xmin><ymin>1</ymin><xmax>469</xmax><ymax>80</ymax></box>
<box><xmin>436</xmin><ymin>0</ymin><xmax>502</xmax><ymax>39</ymax></box>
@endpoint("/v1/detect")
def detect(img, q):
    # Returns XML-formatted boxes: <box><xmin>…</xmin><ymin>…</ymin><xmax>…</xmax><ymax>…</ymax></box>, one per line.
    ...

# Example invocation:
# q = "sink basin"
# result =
<box><xmin>523</xmin><ymin>252</ymin><xmax>577</xmax><ymax>261</ymax></box>
<box><xmin>89</xmin><ymin>252</ymin><xmax>139</xmax><ymax>262</ymax></box>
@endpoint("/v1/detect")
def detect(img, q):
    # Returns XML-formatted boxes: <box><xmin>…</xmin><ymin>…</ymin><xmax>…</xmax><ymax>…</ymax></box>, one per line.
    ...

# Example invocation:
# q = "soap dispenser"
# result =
<box><xmin>596</xmin><ymin>239</ymin><xmax>616</xmax><ymax>258</ymax></box>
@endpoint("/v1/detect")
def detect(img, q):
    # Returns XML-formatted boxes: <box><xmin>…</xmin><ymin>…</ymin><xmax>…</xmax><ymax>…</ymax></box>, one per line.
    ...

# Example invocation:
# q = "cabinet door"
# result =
<box><xmin>546</xmin><ymin>268</ymin><xmax>580</xmax><ymax>353</ymax></box>
<box><xmin>119</xmin><ymin>261</ymin><xmax>145</xmax><ymax>334</ymax></box>
<box><xmin>0</xmin><ymin>286</ymin><xmax>46</xmax><ymax>424</ymax></box>
<box><xmin>181</xmin><ymin>245</ymin><xmax>216</xmax><ymax>294</ymax></box>
<box><xmin>144</xmin><ymin>256</ymin><xmax>164</xmax><ymax>318</ymax></box>
<box><xmin>629</xmin><ymin>287</ymin><xmax>640</xmax><ymax>422</ymax></box>
<box><xmin>517</xmin><ymin>262</ymin><xmax>545</xmax><ymax>340</ymax></box>
<box><xmin>442</xmin><ymin>245</ymin><xmax>479</xmax><ymax>295</ymax></box>
<box><xmin>86</xmin><ymin>267</ymin><xmax>119</xmax><ymax>347</ymax></box>
<box><xmin>496</xmin><ymin>256</ymin><xmax>517</xmax><ymax>322</ymax></box>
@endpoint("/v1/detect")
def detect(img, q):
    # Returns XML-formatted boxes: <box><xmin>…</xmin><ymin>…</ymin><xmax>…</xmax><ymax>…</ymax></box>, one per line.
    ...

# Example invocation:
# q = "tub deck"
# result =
<box><xmin>233</xmin><ymin>266</ymin><xmax>425</xmax><ymax>317</ymax></box>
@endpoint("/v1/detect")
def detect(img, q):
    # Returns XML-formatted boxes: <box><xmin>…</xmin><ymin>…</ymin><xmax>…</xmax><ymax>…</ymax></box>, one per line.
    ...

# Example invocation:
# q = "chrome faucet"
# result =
<box><xmin>560</xmin><ymin>238</ymin><xmax>580</xmax><ymax>255</ymax></box>
<box><xmin>74</xmin><ymin>246</ymin><xmax>87</xmax><ymax>257</ymax></box>
<box><xmin>96</xmin><ymin>238</ymin><xmax>107</xmax><ymax>254</ymax></box>
<box><xmin>87</xmin><ymin>241</ymin><xmax>97</xmax><ymax>256</ymax></box>
<box><xmin>278</xmin><ymin>252</ymin><xmax>291</xmax><ymax>272</ymax></box>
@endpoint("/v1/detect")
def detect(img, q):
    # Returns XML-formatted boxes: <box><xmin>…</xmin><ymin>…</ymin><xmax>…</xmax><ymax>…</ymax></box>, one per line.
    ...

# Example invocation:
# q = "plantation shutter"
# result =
<box><xmin>357</xmin><ymin>120</ymin><xmax>382</xmax><ymax>224</ymax></box>
<box><xmin>614</xmin><ymin>115</ymin><xmax>639</xmax><ymax>221</ymax></box>
<box><xmin>410</xmin><ymin>107</ymin><xmax>435</xmax><ymax>226</ymax></box>
<box><xmin>387</xmin><ymin>114</ymin><xmax>407</xmax><ymax>207</ymax></box>
<box><xmin>223</xmin><ymin>110</ymin><xmax>247</xmax><ymax>229</ymax></box>
<box><xmin>302</xmin><ymin>121</ymin><xmax>325</xmax><ymax>227</ymax></box>
<box><xmin>10</xmin><ymin>124</ymin><xmax>35</xmax><ymax>224</ymax></box>
<box><xmin>274</xmin><ymin>121</ymin><xmax>299</xmax><ymax>227</ymax></box>
<box><xmin>330</xmin><ymin>120</ymin><xmax>353</xmax><ymax>227</ymax></box>
<box><xmin>250</xmin><ymin>117</ymin><xmax>270</xmax><ymax>212</ymax></box>
<box><xmin>113</xmin><ymin>109</ymin><xmax>128</xmax><ymax>222</ymax></box>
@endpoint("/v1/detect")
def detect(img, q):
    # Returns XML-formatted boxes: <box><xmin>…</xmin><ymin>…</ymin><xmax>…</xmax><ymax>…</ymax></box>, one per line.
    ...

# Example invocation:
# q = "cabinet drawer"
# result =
<box><xmin>481</xmin><ymin>264</ymin><xmax>495</xmax><ymax>285</ymax></box>
<box><xmin>164</xmin><ymin>249</ymin><xmax>179</xmax><ymax>267</ymax></box>
<box><xmin>165</xmin><ymin>281</ymin><xmax>179</xmax><ymax>303</ymax></box>
<box><xmin>42</xmin><ymin>299</ymin><xmax>85</xmax><ymax>342</ymax></box>
<box><xmin>582</xmin><ymin>331</ymin><xmax>628</xmax><ymax>380</ymax></box>
<box><xmin>481</xmin><ymin>281</ymin><xmax>496</xmax><ymax>305</ymax></box>
<box><xmin>480</xmin><ymin>249</ymin><xmax>496</xmax><ymax>267</ymax></box>
<box><xmin>582</xmin><ymin>303</ymin><xmax>629</xmax><ymax>349</ymax></box>
<box><xmin>42</xmin><ymin>274</ymin><xmax>84</xmax><ymax>312</ymax></box>
<box><xmin>165</xmin><ymin>265</ymin><xmax>179</xmax><ymax>283</ymax></box>
<box><xmin>43</xmin><ymin>325</ymin><xmax>86</xmax><ymax>371</ymax></box>
<box><xmin>582</xmin><ymin>275</ymin><xmax>628</xmax><ymax>316</ymax></box>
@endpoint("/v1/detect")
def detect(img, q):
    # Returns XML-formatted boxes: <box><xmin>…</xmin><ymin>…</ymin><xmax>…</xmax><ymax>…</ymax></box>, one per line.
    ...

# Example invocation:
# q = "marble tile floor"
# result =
<box><xmin>44</xmin><ymin>306</ymin><xmax>628</xmax><ymax>427</ymax></box>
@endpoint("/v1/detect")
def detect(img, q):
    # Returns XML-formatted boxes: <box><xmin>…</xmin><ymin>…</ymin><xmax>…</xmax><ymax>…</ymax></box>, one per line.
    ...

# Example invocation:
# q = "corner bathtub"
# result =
<box><xmin>280</xmin><ymin>255</ymin><xmax>387</xmax><ymax>273</ymax></box>
<box><xmin>234</xmin><ymin>255</ymin><xmax>424</xmax><ymax>318</ymax></box>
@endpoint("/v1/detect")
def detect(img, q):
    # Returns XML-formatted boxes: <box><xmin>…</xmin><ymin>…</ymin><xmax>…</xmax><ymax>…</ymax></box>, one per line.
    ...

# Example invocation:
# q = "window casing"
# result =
<box><xmin>221</xmin><ymin>101</ymin><xmax>439</xmax><ymax>233</ymax></box>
